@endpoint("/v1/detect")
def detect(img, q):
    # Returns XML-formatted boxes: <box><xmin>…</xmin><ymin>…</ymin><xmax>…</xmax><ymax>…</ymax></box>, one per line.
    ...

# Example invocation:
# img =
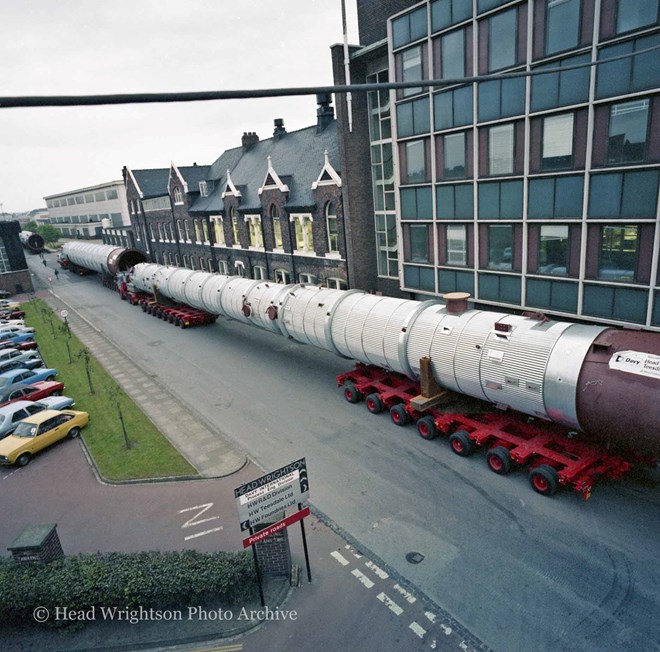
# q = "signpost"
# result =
<box><xmin>235</xmin><ymin>458</ymin><xmax>312</xmax><ymax>604</ymax></box>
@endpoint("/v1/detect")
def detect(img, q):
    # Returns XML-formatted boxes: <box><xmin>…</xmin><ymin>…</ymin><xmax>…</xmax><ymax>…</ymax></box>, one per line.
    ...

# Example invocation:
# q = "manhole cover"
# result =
<box><xmin>406</xmin><ymin>551</ymin><xmax>424</xmax><ymax>564</ymax></box>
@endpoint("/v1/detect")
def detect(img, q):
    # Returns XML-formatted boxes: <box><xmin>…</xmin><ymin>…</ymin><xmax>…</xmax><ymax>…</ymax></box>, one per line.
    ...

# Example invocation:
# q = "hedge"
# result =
<box><xmin>0</xmin><ymin>550</ymin><xmax>257</xmax><ymax>625</ymax></box>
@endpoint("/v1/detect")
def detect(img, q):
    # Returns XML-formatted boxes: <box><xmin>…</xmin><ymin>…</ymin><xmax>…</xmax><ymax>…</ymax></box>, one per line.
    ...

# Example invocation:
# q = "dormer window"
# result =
<box><xmin>173</xmin><ymin>187</ymin><xmax>183</xmax><ymax>204</ymax></box>
<box><xmin>199</xmin><ymin>181</ymin><xmax>208</xmax><ymax>197</ymax></box>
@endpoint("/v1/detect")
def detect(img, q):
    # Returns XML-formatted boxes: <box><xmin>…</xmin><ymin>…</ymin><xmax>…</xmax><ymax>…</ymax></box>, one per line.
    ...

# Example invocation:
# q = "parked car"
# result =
<box><xmin>0</xmin><ymin>348</ymin><xmax>42</xmax><ymax>366</ymax></box>
<box><xmin>0</xmin><ymin>401</ymin><xmax>49</xmax><ymax>440</ymax></box>
<box><xmin>0</xmin><ymin>301</ymin><xmax>20</xmax><ymax>311</ymax></box>
<box><xmin>0</xmin><ymin>409</ymin><xmax>90</xmax><ymax>466</ymax></box>
<box><xmin>35</xmin><ymin>395</ymin><xmax>75</xmax><ymax>411</ymax></box>
<box><xmin>0</xmin><ymin>381</ymin><xmax>65</xmax><ymax>407</ymax></box>
<box><xmin>0</xmin><ymin>319</ymin><xmax>26</xmax><ymax>326</ymax></box>
<box><xmin>0</xmin><ymin>332</ymin><xmax>35</xmax><ymax>344</ymax></box>
<box><xmin>0</xmin><ymin>339</ymin><xmax>38</xmax><ymax>352</ymax></box>
<box><xmin>0</xmin><ymin>367</ymin><xmax>57</xmax><ymax>387</ymax></box>
<box><xmin>0</xmin><ymin>325</ymin><xmax>34</xmax><ymax>337</ymax></box>
<box><xmin>0</xmin><ymin>310</ymin><xmax>25</xmax><ymax>319</ymax></box>
<box><xmin>0</xmin><ymin>358</ymin><xmax>43</xmax><ymax>374</ymax></box>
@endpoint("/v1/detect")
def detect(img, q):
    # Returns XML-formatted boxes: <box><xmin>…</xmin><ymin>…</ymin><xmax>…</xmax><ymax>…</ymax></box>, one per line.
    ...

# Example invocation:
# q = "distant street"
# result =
<box><xmin>24</xmin><ymin>253</ymin><xmax>660</xmax><ymax>652</ymax></box>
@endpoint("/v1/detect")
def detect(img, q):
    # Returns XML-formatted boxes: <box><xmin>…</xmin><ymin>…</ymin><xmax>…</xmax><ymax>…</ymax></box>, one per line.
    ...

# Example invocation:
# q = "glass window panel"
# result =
<box><xmin>446</xmin><ymin>224</ymin><xmax>467</xmax><ymax>265</ymax></box>
<box><xmin>432</xmin><ymin>0</ymin><xmax>452</xmax><ymax>31</ymax></box>
<box><xmin>409</xmin><ymin>225</ymin><xmax>430</xmax><ymax>262</ymax></box>
<box><xmin>528</xmin><ymin>178</ymin><xmax>555</xmax><ymax>218</ymax></box>
<box><xmin>621</xmin><ymin>170</ymin><xmax>659</xmax><ymax>217</ymax></box>
<box><xmin>546</xmin><ymin>0</ymin><xmax>580</xmax><ymax>55</ymax></box>
<box><xmin>538</xmin><ymin>224</ymin><xmax>569</xmax><ymax>275</ymax></box>
<box><xmin>402</xmin><ymin>46</ymin><xmax>423</xmax><ymax>97</ymax></box>
<box><xmin>489</xmin><ymin>124</ymin><xmax>514</xmax><ymax>175</ymax></box>
<box><xmin>501</xmin><ymin>77</ymin><xmax>526</xmax><ymax>117</ymax></box>
<box><xmin>542</xmin><ymin>113</ymin><xmax>574</xmax><ymax>170</ymax></box>
<box><xmin>555</xmin><ymin>176</ymin><xmax>584</xmax><ymax>217</ymax></box>
<box><xmin>413</xmin><ymin>97</ymin><xmax>431</xmax><ymax>133</ymax></box>
<box><xmin>616</xmin><ymin>0</ymin><xmax>658</xmax><ymax>33</ymax></box>
<box><xmin>442</xmin><ymin>29</ymin><xmax>464</xmax><ymax>79</ymax></box>
<box><xmin>434</xmin><ymin>92</ymin><xmax>453</xmax><ymax>130</ymax></box>
<box><xmin>478</xmin><ymin>183</ymin><xmax>501</xmax><ymax>218</ymax></box>
<box><xmin>453</xmin><ymin>86</ymin><xmax>473</xmax><ymax>126</ymax></box>
<box><xmin>437</xmin><ymin>186</ymin><xmax>456</xmax><ymax>218</ymax></box>
<box><xmin>589</xmin><ymin>174</ymin><xmax>622</xmax><ymax>217</ymax></box>
<box><xmin>406</xmin><ymin>140</ymin><xmax>427</xmax><ymax>182</ymax></box>
<box><xmin>455</xmin><ymin>184</ymin><xmax>474</xmax><ymax>218</ymax></box>
<box><xmin>597</xmin><ymin>42</ymin><xmax>632</xmax><ymax>98</ymax></box>
<box><xmin>488</xmin><ymin>225</ymin><xmax>513</xmax><ymax>270</ymax></box>
<box><xmin>631</xmin><ymin>34</ymin><xmax>660</xmax><ymax>92</ymax></box>
<box><xmin>599</xmin><ymin>226</ymin><xmax>638</xmax><ymax>281</ymax></box>
<box><xmin>418</xmin><ymin>186</ymin><xmax>434</xmax><ymax>217</ymax></box>
<box><xmin>608</xmin><ymin>99</ymin><xmax>649</xmax><ymax>165</ymax></box>
<box><xmin>410</xmin><ymin>7</ymin><xmax>428</xmax><ymax>42</ymax></box>
<box><xmin>478</xmin><ymin>81</ymin><xmax>500</xmax><ymax>121</ymax></box>
<box><xmin>401</xmin><ymin>188</ymin><xmax>417</xmax><ymax>217</ymax></box>
<box><xmin>500</xmin><ymin>180</ymin><xmax>523</xmax><ymax>218</ymax></box>
<box><xmin>489</xmin><ymin>8</ymin><xmax>517</xmax><ymax>71</ymax></box>
<box><xmin>444</xmin><ymin>132</ymin><xmax>466</xmax><ymax>179</ymax></box>
<box><xmin>392</xmin><ymin>16</ymin><xmax>410</xmax><ymax>49</ymax></box>
<box><xmin>397</xmin><ymin>103</ymin><xmax>414</xmax><ymax>137</ymax></box>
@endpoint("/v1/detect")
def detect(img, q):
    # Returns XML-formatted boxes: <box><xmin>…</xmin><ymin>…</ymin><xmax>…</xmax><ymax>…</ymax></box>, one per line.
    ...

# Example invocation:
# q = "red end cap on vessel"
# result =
<box><xmin>575</xmin><ymin>329</ymin><xmax>660</xmax><ymax>458</ymax></box>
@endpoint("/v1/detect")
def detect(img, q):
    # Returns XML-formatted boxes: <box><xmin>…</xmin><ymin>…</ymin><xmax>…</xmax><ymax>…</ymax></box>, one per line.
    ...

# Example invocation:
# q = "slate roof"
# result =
<box><xmin>189</xmin><ymin>121</ymin><xmax>339</xmax><ymax>214</ymax></box>
<box><xmin>177</xmin><ymin>164</ymin><xmax>211</xmax><ymax>190</ymax></box>
<box><xmin>131</xmin><ymin>168</ymin><xmax>170</xmax><ymax>198</ymax></box>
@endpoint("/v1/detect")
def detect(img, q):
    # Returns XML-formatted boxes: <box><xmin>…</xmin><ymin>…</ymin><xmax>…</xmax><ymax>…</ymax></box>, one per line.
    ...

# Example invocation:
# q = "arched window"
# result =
<box><xmin>326</xmin><ymin>202</ymin><xmax>339</xmax><ymax>252</ymax></box>
<box><xmin>271</xmin><ymin>204</ymin><xmax>283</xmax><ymax>249</ymax></box>
<box><xmin>202</xmin><ymin>220</ymin><xmax>210</xmax><ymax>242</ymax></box>
<box><xmin>211</xmin><ymin>216</ymin><xmax>225</xmax><ymax>245</ymax></box>
<box><xmin>182</xmin><ymin>254</ymin><xmax>190</xmax><ymax>268</ymax></box>
<box><xmin>173</xmin><ymin>187</ymin><xmax>183</xmax><ymax>204</ymax></box>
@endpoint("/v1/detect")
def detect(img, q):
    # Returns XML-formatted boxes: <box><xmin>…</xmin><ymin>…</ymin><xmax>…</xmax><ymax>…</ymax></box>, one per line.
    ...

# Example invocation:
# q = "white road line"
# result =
<box><xmin>377</xmin><ymin>592</ymin><xmax>403</xmax><ymax>616</ymax></box>
<box><xmin>409</xmin><ymin>621</ymin><xmax>426</xmax><ymax>639</ymax></box>
<box><xmin>183</xmin><ymin>526</ymin><xmax>224</xmax><ymax>541</ymax></box>
<box><xmin>331</xmin><ymin>551</ymin><xmax>350</xmax><ymax>566</ymax></box>
<box><xmin>365</xmin><ymin>560</ymin><xmax>388</xmax><ymax>579</ymax></box>
<box><xmin>351</xmin><ymin>568</ymin><xmax>375</xmax><ymax>588</ymax></box>
<box><xmin>425</xmin><ymin>611</ymin><xmax>437</xmax><ymax>623</ymax></box>
<box><xmin>393</xmin><ymin>584</ymin><xmax>416</xmax><ymax>603</ymax></box>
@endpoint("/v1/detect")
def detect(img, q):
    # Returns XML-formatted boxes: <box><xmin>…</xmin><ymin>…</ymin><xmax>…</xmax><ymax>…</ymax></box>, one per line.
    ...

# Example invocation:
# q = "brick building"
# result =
<box><xmin>333</xmin><ymin>0</ymin><xmax>660</xmax><ymax>329</ymax></box>
<box><xmin>122</xmin><ymin>97</ymin><xmax>349</xmax><ymax>289</ymax></box>
<box><xmin>0</xmin><ymin>221</ymin><xmax>33</xmax><ymax>295</ymax></box>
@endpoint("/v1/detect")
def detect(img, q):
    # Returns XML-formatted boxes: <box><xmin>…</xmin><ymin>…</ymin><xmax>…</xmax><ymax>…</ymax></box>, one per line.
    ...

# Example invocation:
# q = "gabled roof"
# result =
<box><xmin>178</xmin><ymin>164</ymin><xmax>211</xmax><ymax>189</ymax></box>
<box><xmin>130</xmin><ymin>168</ymin><xmax>170</xmax><ymax>199</ymax></box>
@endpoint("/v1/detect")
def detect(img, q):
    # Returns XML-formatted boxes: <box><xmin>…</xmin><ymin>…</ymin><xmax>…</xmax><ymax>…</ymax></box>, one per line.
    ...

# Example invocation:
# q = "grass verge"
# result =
<box><xmin>20</xmin><ymin>299</ymin><xmax>198</xmax><ymax>481</ymax></box>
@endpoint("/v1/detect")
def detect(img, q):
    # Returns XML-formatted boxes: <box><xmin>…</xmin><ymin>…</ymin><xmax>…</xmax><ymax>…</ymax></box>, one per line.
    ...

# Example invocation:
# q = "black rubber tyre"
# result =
<box><xmin>487</xmin><ymin>446</ymin><xmax>512</xmax><ymax>475</ymax></box>
<box><xmin>51</xmin><ymin>390</ymin><xmax>62</xmax><ymax>396</ymax></box>
<box><xmin>417</xmin><ymin>415</ymin><xmax>438</xmax><ymax>440</ymax></box>
<box><xmin>449</xmin><ymin>430</ymin><xmax>474</xmax><ymax>456</ymax></box>
<box><xmin>366</xmin><ymin>393</ymin><xmax>384</xmax><ymax>414</ymax></box>
<box><xmin>68</xmin><ymin>426</ymin><xmax>81</xmax><ymax>439</ymax></box>
<box><xmin>16</xmin><ymin>453</ymin><xmax>31</xmax><ymax>467</ymax></box>
<box><xmin>389</xmin><ymin>403</ymin><xmax>408</xmax><ymax>427</ymax></box>
<box><xmin>529</xmin><ymin>465</ymin><xmax>559</xmax><ymax>496</ymax></box>
<box><xmin>342</xmin><ymin>382</ymin><xmax>362</xmax><ymax>404</ymax></box>
<box><xmin>46</xmin><ymin>375</ymin><xmax>55</xmax><ymax>381</ymax></box>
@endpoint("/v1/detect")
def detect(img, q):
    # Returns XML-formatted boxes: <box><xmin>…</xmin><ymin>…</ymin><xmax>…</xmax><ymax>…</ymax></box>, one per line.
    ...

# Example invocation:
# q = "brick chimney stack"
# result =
<box><xmin>242</xmin><ymin>132</ymin><xmax>259</xmax><ymax>152</ymax></box>
<box><xmin>273</xmin><ymin>118</ymin><xmax>286</xmax><ymax>139</ymax></box>
<box><xmin>316</xmin><ymin>93</ymin><xmax>334</xmax><ymax>133</ymax></box>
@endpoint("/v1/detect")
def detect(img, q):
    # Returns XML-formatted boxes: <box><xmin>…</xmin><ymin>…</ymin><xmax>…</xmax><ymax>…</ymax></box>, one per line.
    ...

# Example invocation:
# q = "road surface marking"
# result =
<box><xmin>459</xmin><ymin>641</ymin><xmax>469</xmax><ymax>651</ymax></box>
<box><xmin>351</xmin><ymin>568</ymin><xmax>375</xmax><ymax>588</ymax></box>
<box><xmin>345</xmin><ymin>544</ymin><xmax>363</xmax><ymax>559</ymax></box>
<box><xmin>184</xmin><ymin>526</ymin><xmax>224</xmax><ymax>541</ymax></box>
<box><xmin>195</xmin><ymin>645</ymin><xmax>243</xmax><ymax>652</ymax></box>
<box><xmin>178</xmin><ymin>503</ymin><xmax>221</xmax><ymax>528</ymax></box>
<box><xmin>409</xmin><ymin>621</ymin><xmax>426</xmax><ymax>639</ymax></box>
<box><xmin>365</xmin><ymin>560</ymin><xmax>388</xmax><ymax>579</ymax></box>
<box><xmin>440</xmin><ymin>624</ymin><xmax>453</xmax><ymax>636</ymax></box>
<box><xmin>425</xmin><ymin>611</ymin><xmax>437</xmax><ymax>623</ymax></box>
<box><xmin>377</xmin><ymin>592</ymin><xmax>403</xmax><ymax>615</ymax></box>
<box><xmin>331</xmin><ymin>551</ymin><xmax>349</xmax><ymax>566</ymax></box>
<box><xmin>393</xmin><ymin>583</ymin><xmax>416</xmax><ymax>603</ymax></box>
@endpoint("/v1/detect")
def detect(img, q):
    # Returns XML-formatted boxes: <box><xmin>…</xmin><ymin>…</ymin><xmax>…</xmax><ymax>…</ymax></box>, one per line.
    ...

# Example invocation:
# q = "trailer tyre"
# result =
<box><xmin>366</xmin><ymin>393</ymin><xmax>384</xmax><ymax>414</ymax></box>
<box><xmin>417</xmin><ymin>415</ymin><xmax>437</xmax><ymax>440</ymax></box>
<box><xmin>342</xmin><ymin>382</ymin><xmax>362</xmax><ymax>404</ymax></box>
<box><xmin>389</xmin><ymin>403</ymin><xmax>408</xmax><ymax>427</ymax></box>
<box><xmin>449</xmin><ymin>430</ymin><xmax>474</xmax><ymax>456</ymax></box>
<box><xmin>487</xmin><ymin>446</ymin><xmax>512</xmax><ymax>475</ymax></box>
<box><xmin>529</xmin><ymin>465</ymin><xmax>559</xmax><ymax>496</ymax></box>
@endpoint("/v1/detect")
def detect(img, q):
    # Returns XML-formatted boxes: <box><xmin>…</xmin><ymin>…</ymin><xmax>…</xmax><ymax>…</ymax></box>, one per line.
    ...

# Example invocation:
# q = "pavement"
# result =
<box><xmin>2</xmin><ymin>253</ymin><xmax>488</xmax><ymax>652</ymax></box>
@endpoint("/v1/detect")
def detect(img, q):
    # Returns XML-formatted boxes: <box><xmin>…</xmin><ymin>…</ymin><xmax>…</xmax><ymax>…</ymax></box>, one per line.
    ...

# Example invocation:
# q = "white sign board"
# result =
<box><xmin>608</xmin><ymin>350</ymin><xmax>660</xmax><ymax>380</ymax></box>
<box><xmin>234</xmin><ymin>458</ymin><xmax>309</xmax><ymax>531</ymax></box>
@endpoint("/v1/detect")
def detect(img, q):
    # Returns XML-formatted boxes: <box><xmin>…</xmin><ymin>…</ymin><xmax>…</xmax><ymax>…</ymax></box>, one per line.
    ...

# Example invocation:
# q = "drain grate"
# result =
<box><xmin>406</xmin><ymin>551</ymin><xmax>424</xmax><ymax>564</ymax></box>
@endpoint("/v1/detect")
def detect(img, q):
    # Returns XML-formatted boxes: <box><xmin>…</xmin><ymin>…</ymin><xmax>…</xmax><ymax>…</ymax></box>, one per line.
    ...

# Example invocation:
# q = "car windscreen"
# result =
<box><xmin>12</xmin><ymin>422</ymin><xmax>37</xmax><ymax>437</ymax></box>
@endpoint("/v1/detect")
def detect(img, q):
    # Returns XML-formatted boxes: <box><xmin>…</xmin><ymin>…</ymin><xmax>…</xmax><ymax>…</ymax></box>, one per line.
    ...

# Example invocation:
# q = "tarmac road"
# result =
<box><xmin>17</xmin><ymin>253</ymin><xmax>660</xmax><ymax>652</ymax></box>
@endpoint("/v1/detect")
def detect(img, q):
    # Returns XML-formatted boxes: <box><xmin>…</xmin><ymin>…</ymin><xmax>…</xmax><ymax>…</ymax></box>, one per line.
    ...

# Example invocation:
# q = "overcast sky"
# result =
<box><xmin>0</xmin><ymin>0</ymin><xmax>359</xmax><ymax>213</ymax></box>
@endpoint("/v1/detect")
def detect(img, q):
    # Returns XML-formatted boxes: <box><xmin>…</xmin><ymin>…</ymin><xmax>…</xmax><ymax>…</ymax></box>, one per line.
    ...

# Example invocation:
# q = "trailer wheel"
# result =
<box><xmin>529</xmin><ymin>465</ymin><xmax>559</xmax><ymax>496</ymax></box>
<box><xmin>342</xmin><ymin>382</ymin><xmax>362</xmax><ymax>404</ymax></box>
<box><xmin>487</xmin><ymin>446</ymin><xmax>512</xmax><ymax>475</ymax></box>
<box><xmin>449</xmin><ymin>430</ymin><xmax>474</xmax><ymax>456</ymax></box>
<box><xmin>366</xmin><ymin>393</ymin><xmax>384</xmax><ymax>414</ymax></box>
<box><xmin>417</xmin><ymin>415</ymin><xmax>437</xmax><ymax>440</ymax></box>
<box><xmin>389</xmin><ymin>403</ymin><xmax>408</xmax><ymax>427</ymax></box>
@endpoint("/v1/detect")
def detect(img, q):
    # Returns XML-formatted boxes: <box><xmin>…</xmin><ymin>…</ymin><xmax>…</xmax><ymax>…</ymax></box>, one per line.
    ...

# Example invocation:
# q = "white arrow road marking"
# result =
<box><xmin>377</xmin><ymin>592</ymin><xmax>403</xmax><ymax>615</ymax></box>
<box><xmin>393</xmin><ymin>584</ymin><xmax>416</xmax><ymax>603</ymax></box>
<box><xmin>365</xmin><ymin>560</ymin><xmax>388</xmax><ymax>579</ymax></box>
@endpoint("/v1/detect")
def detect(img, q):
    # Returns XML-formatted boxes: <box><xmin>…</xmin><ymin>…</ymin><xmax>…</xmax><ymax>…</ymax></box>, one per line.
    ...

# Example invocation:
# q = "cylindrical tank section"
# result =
<box><xmin>19</xmin><ymin>231</ymin><xmax>46</xmax><ymax>254</ymax></box>
<box><xmin>129</xmin><ymin>261</ymin><xmax>660</xmax><ymax>456</ymax></box>
<box><xmin>62</xmin><ymin>242</ymin><xmax>147</xmax><ymax>275</ymax></box>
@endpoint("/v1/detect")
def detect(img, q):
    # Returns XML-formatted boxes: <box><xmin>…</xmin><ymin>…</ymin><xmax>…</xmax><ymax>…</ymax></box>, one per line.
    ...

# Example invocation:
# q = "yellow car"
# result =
<box><xmin>0</xmin><ymin>409</ymin><xmax>89</xmax><ymax>466</ymax></box>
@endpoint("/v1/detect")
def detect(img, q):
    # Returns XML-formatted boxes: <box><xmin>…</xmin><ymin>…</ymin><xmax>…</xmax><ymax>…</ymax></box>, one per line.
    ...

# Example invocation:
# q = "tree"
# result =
<box><xmin>36</xmin><ymin>224</ymin><xmax>61</xmax><ymax>245</ymax></box>
<box><xmin>23</xmin><ymin>220</ymin><xmax>39</xmax><ymax>232</ymax></box>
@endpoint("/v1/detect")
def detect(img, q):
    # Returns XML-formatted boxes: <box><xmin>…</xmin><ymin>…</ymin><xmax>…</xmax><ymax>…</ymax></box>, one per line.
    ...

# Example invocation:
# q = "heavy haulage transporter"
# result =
<box><xmin>59</xmin><ymin>241</ymin><xmax>660</xmax><ymax>498</ymax></box>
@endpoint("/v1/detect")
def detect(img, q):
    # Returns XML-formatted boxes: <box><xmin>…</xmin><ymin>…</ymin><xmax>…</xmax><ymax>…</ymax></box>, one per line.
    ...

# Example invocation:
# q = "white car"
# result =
<box><xmin>0</xmin><ymin>400</ymin><xmax>48</xmax><ymax>440</ymax></box>
<box><xmin>0</xmin><ymin>320</ymin><xmax>25</xmax><ymax>326</ymax></box>
<box><xmin>0</xmin><ymin>326</ymin><xmax>34</xmax><ymax>337</ymax></box>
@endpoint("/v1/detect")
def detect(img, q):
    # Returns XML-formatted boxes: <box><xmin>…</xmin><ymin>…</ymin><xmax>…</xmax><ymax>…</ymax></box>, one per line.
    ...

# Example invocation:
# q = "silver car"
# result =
<box><xmin>0</xmin><ymin>401</ymin><xmax>47</xmax><ymax>440</ymax></box>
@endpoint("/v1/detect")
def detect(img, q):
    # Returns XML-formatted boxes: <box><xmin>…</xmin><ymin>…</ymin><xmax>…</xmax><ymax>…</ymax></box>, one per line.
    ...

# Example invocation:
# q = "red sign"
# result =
<box><xmin>242</xmin><ymin>506</ymin><xmax>310</xmax><ymax>548</ymax></box>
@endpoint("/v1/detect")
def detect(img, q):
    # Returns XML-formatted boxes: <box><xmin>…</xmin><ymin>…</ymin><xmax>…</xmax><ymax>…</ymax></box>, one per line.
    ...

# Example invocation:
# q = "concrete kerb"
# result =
<box><xmin>41</xmin><ymin>288</ymin><xmax>249</xmax><ymax>482</ymax></box>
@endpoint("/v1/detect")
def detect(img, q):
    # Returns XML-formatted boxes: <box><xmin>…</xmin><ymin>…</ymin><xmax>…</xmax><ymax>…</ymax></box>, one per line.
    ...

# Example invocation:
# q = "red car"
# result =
<box><xmin>0</xmin><ymin>381</ymin><xmax>65</xmax><ymax>408</ymax></box>
<box><xmin>0</xmin><ymin>310</ymin><xmax>25</xmax><ymax>319</ymax></box>
<box><xmin>0</xmin><ymin>340</ymin><xmax>38</xmax><ymax>352</ymax></box>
